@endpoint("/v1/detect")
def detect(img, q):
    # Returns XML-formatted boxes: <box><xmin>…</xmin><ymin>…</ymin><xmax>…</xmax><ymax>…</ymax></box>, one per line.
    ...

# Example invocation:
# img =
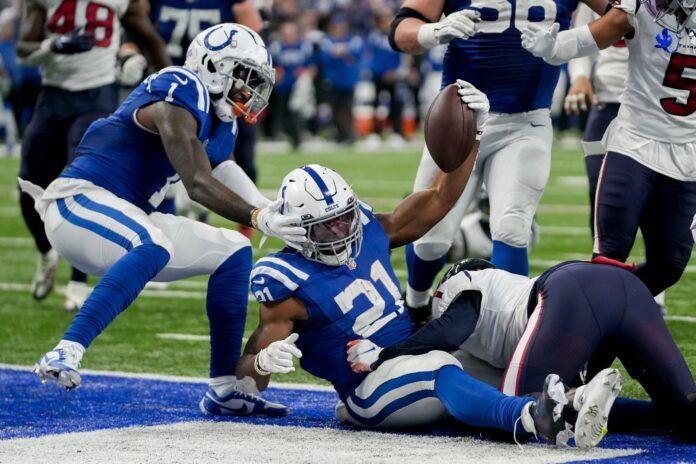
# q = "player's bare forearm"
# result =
<box><xmin>378</xmin><ymin>141</ymin><xmax>478</xmax><ymax>248</ymax></box>
<box><xmin>145</xmin><ymin>102</ymin><xmax>256</xmax><ymax>225</ymax></box>
<box><xmin>582</xmin><ymin>0</ymin><xmax>610</xmax><ymax>16</ymax></box>
<box><xmin>232</xmin><ymin>0</ymin><xmax>263</xmax><ymax>32</ymax></box>
<box><xmin>393</xmin><ymin>0</ymin><xmax>443</xmax><ymax>53</ymax></box>
<box><xmin>16</xmin><ymin>0</ymin><xmax>45</xmax><ymax>57</ymax></box>
<box><xmin>122</xmin><ymin>0</ymin><xmax>171</xmax><ymax>70</ymax></box>
<box><xmin>588</xmin><ymin>8</ymin><xmax>633</xmax><ymax>49</ymax></box>
<box><xmin>236</xmin><ymin>300</ymin><xmax>304</xmax><ymax>391</ymax></box>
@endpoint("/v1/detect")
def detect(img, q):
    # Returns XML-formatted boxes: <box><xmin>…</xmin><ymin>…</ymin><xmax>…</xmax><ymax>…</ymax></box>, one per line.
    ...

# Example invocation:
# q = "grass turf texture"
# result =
<box><xmin>0</xmin><ymin>147</ymin><xmax>695</xmax><ymax>398</ymax></box>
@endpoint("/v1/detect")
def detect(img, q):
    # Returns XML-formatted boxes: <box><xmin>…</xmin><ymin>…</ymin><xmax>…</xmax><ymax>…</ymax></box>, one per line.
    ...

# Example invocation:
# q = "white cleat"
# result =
<box><xmin>63</xmin><ymin>281</ymin><xmax>91</xmax><ymax>312</ymax></box>
<box><xmin>32</xmin><ymin>249</ymin><xmax>60</xmax><ymax>300</ymax></box>
<box><xmin>574</xmin><ymin>368</ymin><xmax>624</xmax><ymax>448</ymax></box>
<box><xmin>33</xmin><ymin>343</ymin><xmax>84</xmax><ymax>390</ymax></box>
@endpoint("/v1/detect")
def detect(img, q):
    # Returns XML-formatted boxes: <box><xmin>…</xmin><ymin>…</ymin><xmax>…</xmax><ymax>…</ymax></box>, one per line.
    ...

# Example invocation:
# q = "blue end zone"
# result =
<box><xmin>1</xmin><ymin>368</ymin><xmax>694</xmax><ymax>462</ymax></box>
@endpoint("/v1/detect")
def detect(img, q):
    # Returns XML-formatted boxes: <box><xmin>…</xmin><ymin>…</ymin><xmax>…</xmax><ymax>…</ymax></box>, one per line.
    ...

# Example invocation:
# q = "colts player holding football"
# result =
<box><xmin>236</xmin><ymin>89</ymin><xmax>622</xmax><ymax>446</ymax></box>
<box><xmin>22</xmin><ymin>24</ymin><xmax>304</xmax><ymax>415</ymax></box>
<box><xmin>522</xmin><ymin>0</ymin><xmax>696</xmax><ymax>296</ymax></box>
<box><xmin>17</xmin><ymin>0</ymin><xmax>170</xmax><ymax>310</ymax></box>
<box><xmin>390</xmin><ymin>0</ymin><xmax>612</xmax><ymax>316</ymax></box>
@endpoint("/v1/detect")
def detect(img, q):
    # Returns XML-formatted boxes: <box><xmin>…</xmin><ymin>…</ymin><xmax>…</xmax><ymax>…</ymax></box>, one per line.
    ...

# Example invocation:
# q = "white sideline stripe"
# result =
<box><xmin>0</xmin><ymin>236</ymin><xmax>33</xmax><ymax>246</ymax></box>
<box><xmin>0</xmin><ymin>421</ymin><xmax>643</xmax><ymax>464</ymax></box>
<box><xmin>665</xmin><ymin>315</ymin><xmax>696</xmax><ymax>323</ymax></box>
<box><xmin>0</xmin><ymin>363</ymin><xmax>333</xmax><ymax>392</ymax></box>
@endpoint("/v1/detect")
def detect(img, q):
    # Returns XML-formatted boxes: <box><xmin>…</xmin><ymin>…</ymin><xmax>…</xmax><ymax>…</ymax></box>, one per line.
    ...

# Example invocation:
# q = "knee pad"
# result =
<box><xmin>491</xmin><ymin>213</ymin><xmax>531</xmax><ymax>248</ymax></box>
<box><xmin>413</xmin><ymin>241</ymin><xmax>451</xmax><ymax>261</ymax></box>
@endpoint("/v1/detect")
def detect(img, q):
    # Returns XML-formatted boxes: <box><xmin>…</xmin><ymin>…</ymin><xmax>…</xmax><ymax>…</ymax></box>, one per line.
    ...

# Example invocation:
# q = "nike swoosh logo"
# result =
<box><xmin>530</xmin><ymin>123</ymin><xmax>545</xmax><ymax>127</ymax></box>
<box><xmin>252</xmin><ymin>277</ymin><xmax>265</xmax><ymax>285</ymax></box>
<box><xmin>173</xmin><ymin>75</ymin><xmax>189</xmax><ymax>85</ymax></box>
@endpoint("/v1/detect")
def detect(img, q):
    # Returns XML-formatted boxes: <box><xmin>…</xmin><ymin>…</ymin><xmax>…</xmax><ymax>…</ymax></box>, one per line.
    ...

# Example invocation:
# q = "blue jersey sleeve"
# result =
<box><xmin>144</xmin><ymin>67</ymin><xmax>211</xmax><ymax>139</ymax></box>
<box><xmin>206</xmin><ymin>119</ymin><xmax>238</xmax><ymax>166</ymax></box>
<box><xmin>251</xmin><ymin>254</ymin><xmax>311</xmax><ymax>303</ymax></box>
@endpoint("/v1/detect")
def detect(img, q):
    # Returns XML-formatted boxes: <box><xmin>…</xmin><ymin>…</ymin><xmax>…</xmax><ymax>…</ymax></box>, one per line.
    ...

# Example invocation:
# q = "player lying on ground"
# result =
<box><xmin>346</xmin><ymin>259</ymin><xmax>696</xmax><ymax>441</ymax></box>
<box><xmin>20</xmin><ymin>23</ymin><xmax>303</xmax><ymax>416</ymax></box>
<box><xmin>236</xmin><ymin>153</ymin><xmax>620</xmax><ymax>445</ymax></box>
<box><xmin>521</xmin><ymin>0</ymin><xmax>696</xmax><ymax>298</ymax></box>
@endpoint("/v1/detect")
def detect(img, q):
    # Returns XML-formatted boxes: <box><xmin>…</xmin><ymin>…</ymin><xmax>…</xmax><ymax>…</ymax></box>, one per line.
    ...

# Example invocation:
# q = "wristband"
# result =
<box><xmin>250</xmin><ymin>207</ymin><xmax>261</xmax><ymax>230</ymax></box>
<box><xmin>253</xmin><ymin>352</ymin><xmax>270</xmax><ymax>376</ymax></box>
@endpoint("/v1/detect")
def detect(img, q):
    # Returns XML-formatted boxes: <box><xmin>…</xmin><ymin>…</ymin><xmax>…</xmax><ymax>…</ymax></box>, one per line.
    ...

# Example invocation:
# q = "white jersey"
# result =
<box><xmin>568</xmin><ymin>4</ymin><xmax>628</xmax><ymax>103</ymax></box>
<box><xmin>611</xmin><ymin>0</ymin><xmax>696</xmax><ymax>145</ymax></box>
<box><xmin>431</xmin><ymin>269</ymin><xmax>536</xmax><ymax>369</ymax></box>
<box><xmin>37</xmin><ymin>0</ymin><xmax>129</xmax><ymax>91</ymax></box>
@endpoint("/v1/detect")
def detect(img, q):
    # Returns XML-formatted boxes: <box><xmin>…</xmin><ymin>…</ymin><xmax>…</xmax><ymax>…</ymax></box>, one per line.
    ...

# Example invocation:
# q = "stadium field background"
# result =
<box><xmin>1</xmin><ymin>146</ymin><xmax>694</xmax><ymax>400</ymax></box>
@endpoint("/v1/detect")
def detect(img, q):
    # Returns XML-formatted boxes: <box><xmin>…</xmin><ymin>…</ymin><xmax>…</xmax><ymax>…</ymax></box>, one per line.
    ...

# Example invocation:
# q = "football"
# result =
<box><xmin>424</xmin><ymin>83</ymin><xmax>477</xmax><ymax>173</ymax></box>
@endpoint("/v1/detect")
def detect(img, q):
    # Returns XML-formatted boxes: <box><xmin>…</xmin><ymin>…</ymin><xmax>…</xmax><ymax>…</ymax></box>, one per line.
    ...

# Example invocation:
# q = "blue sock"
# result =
<box><xmin>207</xmin><ymin>246</ymin><xmax>252</xmax><ymax>378</ymax></box>
<box><xmin>491</xmin><ymin>240</ymin><xmax>529</xmax><ymax>276</ymax></box>
<box><xmin>434</xmin><ymin>365</ymin><xmax>532</xmax><ymax>433</ymax></box>
<box><xmin>405</xmin><ymin>243</ymin><xmax>447</xmax><ymax>292</ymax></box>
<box><xmin>63</xmin><ymin>243</ymin><xmax>171</xmax><ymax>348</ymax></box>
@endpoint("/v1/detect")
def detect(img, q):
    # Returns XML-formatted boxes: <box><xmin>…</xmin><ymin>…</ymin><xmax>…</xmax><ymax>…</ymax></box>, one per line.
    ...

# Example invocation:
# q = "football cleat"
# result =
<box><xmin>32</xmin><ymin>249</ymin><xmax>60</xmax><ymax>300</ymax></box>
<box><xmin>199</xmin><ymin>386</ymin><xmax>289</xmax><ymax>417</ymax></box>
<box><xmin>526</xmin><ymin>373</ymin><xmax>574</xmax><ymax>446</ymax></box>
<box><xmin>403</xmin><ymin>292</ymin><xmax>432</xmax><ymax>328</ymax></box>
<box><xmin>64</xmin><ymin>280</ymin><xmax>91</xmax><ymax>312</ymax></box>
<box><xmin>573</xmin><ymin>368</ymin><xmax>623</xmax><ymax>449</ymax></box>
<box><xmin>33</xmin><ymin>344</ymin><xmax>83</xmax><ymax>390</ymax></box>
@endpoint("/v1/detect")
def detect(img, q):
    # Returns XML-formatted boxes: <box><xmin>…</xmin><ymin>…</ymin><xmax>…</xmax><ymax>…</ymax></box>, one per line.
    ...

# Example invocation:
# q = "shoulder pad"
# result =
<box><xmin>432</xmin><ymin>271</ymin><xmax>480</xmax><ymax>318</ymax></box>
<box><xmin>251</xmin><ymin>255</ymin><xmax>311</xmax><ymax>303</ymax></box>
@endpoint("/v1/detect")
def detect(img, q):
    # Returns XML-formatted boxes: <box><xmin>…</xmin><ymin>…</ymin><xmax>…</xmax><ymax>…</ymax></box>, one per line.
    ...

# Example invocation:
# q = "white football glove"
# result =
<box><xmin>117</xmin><ymin>52</ymin><xmax>147</xmax><ymax>87</ymax></box>
<box><xmin>521</xmin><ymin>22</ymin><xmax>560</xmax><ymax>61</ymax></box>
<box><xmin>255</xmin><ymin>333</ymin><xmax>303</xmax><ymax>375</ymax></box>
<box><xmin>346</xmin><ymin>339</ymin><xmax>383</xmax><ymax>373</ymax></box>
<box><xmin>255</xmin><ymin>199</ymin><xmax>307</xmax><ymax>247</ymax></box>
<box><xmin>456</xmin><ymin>79</ymin><xmax>489</xmax><ymax>140</ymax></box>
<box><xmin>417</xmin><ymin>10</ymin><xmax>481</xmax><ymax>49</ymax></box>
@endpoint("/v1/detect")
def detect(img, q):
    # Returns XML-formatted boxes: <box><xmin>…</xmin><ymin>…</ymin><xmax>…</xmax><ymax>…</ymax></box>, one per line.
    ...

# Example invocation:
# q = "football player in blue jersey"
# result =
<box><xmin>21</xmin><ymin>23</ymin><xmax>305</xmax><ymax>416</ymax></box>
<box><xmin>389</xmin><ymin>0</ymin><xmax>611</xmax><ymax>316</ymax></box>
<box><xmin>235</xmin><ymin>85</ymin><xmax>620</xmax><ymax>446</ymax></box>
<box><xmin>149</xmin><ymin>0</ymin><xmax>262</xmax><ymax>232</ymax></box>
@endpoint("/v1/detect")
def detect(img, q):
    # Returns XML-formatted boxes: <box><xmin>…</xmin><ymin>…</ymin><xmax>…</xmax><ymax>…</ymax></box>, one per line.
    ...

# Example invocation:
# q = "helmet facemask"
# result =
<box><xmin>644</xmin><ymin>0</ymin><xmax>696</xmax><ymax>37</ymax></box>
<box><xmin>299</xmin><ymin>200</ymin><xmax>362</xmax><ymax>267</ymax></box>
<box><xmin>207</xmin><ymin>58</ymin><xmax>273</xmax><ymax>123</ymax></box>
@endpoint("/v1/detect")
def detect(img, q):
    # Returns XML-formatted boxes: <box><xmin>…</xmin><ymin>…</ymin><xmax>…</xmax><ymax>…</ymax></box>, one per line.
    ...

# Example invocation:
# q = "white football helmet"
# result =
<box><xmin>644</xmin><ymin>0</ymin><xmax>696</xmax><ymax>36</ymax></box>
<box><xmin>185</xmin><ymin>23</ymin><xmax>275</xmax><ymax>123</ymax></box>
<box><xmin>278</xmin><ymin>165</ymin><xmax>362</xmax><ymax>266</ymax></box>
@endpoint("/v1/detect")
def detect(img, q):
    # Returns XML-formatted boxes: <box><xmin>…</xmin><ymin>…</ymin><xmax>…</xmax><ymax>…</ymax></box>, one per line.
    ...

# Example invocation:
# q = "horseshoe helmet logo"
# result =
<box><xmin>204</xmin><ymin>25</ymin><xmax>238</xmax><ymax>51</ymax></box>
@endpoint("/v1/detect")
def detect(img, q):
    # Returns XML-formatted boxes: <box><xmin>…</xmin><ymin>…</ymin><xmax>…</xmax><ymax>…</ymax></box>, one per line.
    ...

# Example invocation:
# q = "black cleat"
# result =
<box><xmin>527</xmin><ymin>373</ymin><xmax>574</xmax><ymax>446</ymax></box>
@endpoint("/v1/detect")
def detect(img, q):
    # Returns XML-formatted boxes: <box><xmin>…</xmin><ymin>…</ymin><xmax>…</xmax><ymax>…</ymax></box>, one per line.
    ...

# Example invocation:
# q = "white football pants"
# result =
<box><xmin>40</xmin><ymin>180</ymin><xmax>250</xmax><ymax>281</ymax></box>
<box><xmin>412</xmin><ymin>109</ymin><xmax>553</xmax><ymax>260</ymax></box>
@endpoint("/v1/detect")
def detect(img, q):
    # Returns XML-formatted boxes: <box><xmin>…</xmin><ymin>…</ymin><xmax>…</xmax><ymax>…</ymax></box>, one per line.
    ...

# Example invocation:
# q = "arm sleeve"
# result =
<box><xmin>212</xmin><ymin>160</ymin><xmax>271</xmax><ymax>208</ymax></box>
<box><xmin>377</xmin><ymin>291</ymin><xmax>482</xmax><ymax>365</ymax></box>
<box><xmin>567</xmin><ymin>4</ymin><xmax>597</xmax><ymax>80</ymax></box>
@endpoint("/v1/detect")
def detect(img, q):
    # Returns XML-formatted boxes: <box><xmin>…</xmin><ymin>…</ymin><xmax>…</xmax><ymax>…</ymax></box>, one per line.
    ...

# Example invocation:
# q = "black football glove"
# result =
<box><xmin>50</xmin><ymin>29</ymin><xmax>95</xmax><ymax>55</ymax></box>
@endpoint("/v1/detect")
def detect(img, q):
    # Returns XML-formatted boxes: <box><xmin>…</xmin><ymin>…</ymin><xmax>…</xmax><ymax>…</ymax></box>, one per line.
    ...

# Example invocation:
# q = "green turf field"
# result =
<box><xmin>1</xmin><ymin>146</ymin><xmax>695</xmax><ymax>397</ymax></box>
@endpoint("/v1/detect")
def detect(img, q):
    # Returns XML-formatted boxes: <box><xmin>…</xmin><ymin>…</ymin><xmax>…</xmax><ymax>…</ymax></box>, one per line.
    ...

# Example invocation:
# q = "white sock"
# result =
<box><xmin>209</xmin><ymin>375</ymin><xmax>238</xmax><ymax>396</ymax></box>
<box><xmin>56</xmin><ymin>340</ymin><xmax>85</xmax><ymax>360</ymax></box>
<box><xmin>520</xmin><ymin>401</ymin><xmax>536</xmax><ymax>434</ymax></box>
<box><xmin>406</xmin><ymin>285</ymin><xmax>430</xmax><ymax>308</ymax></box>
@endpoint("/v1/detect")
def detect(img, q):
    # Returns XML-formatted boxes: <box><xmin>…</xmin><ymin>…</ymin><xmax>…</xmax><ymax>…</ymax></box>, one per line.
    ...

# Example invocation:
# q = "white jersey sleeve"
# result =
<box><xmin>36</xmin><ymin>0</ymin><xmax>130</xmax><ymax>91</ymax></box>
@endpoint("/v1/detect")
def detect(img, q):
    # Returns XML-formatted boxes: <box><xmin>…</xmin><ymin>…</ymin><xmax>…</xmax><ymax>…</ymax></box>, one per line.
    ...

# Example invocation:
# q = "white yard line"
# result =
<box><xmin>664</xmin><ymin>315</ymin><xmax>696</xmax><ymax>323</ymax></box>
<box><xmin>0</xmin><ymin>363</ymin><xmax>333</xmax><ymax>391</ymax></box>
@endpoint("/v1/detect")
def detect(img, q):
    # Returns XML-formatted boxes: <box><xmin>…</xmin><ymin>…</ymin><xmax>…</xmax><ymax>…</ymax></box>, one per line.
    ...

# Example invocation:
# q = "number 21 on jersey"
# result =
<box><xmin>334</xmin><ymin>260</ymin><xmax>404</xmax><ymax>338</ymax></box>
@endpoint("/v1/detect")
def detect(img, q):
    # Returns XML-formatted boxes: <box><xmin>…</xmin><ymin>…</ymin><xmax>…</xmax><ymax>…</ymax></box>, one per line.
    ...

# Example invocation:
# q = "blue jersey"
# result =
<box><xmin>442</xmin><ymin>0</ymin><xmax>578</xmax><ymax>113</ymax></box>
<box><xmin>150</xmin><ymin>0</ymin><xmax>239</xmax><ymax>65</ymax></box>
<box><xmin>251</xmin><ymin>207</ymin><xmax>415</xmax><ymax>400</ymax></box>
<box><xmin>268</xmin><ymin>40</ymin><xmax>312</xmax><ymax>94</ymax></box>
<box><xmin>365</xmin><ymin>30</ymin><xmax>402</xmax><ymax>78</ymax></box>
<box><xmin>62</xmin><ymin>67</ymin><xmax>237</xmax><ymax>213</ymax></box>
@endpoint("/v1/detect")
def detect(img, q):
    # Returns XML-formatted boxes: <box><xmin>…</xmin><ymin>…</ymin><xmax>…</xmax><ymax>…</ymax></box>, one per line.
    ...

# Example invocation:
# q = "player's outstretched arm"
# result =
<box><xmin>121</xmin><ymin>0</ymin><xmax>171</xmax><ymax>70</ymax></box>
<box><xmin>521</xmin><ymin>9</ymin><xmax>632</xmax><ymax>65</ymax></box>
<box><xmin>236</xmin><ymin>298</ymin><xmax>308</xmax><ymax>391</ymax></box>
<box><xmin>391</xmin><ymin>0</ymin><xmax>479</xmax><ymax>54</ymax></box>
<box><xmin>140</xmin><ymin>101</ymin><xmax>259</xmax><ymax>226</ymax></box>
<box><xmin>377</xmin><ymin>142</ymin><xmax>477</xmax><ymax>249</ymax></box>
